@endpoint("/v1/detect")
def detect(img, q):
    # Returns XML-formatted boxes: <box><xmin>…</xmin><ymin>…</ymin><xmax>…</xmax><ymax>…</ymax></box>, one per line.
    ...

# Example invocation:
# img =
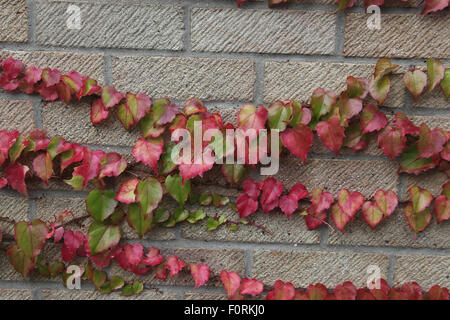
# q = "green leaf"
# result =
<box><xmin>6</xmin><ymin>244</ymin><xmax>35</xmax><ymax>276</ymax></box>
<box><xmin>121</xmin><ymin>281</ymin><xmax>144</xmax><ymax>296</ymax></box>
<box><xmin>48</xmin><ymin>261</ymin><xmax>65</xmax><ymax>277</ymax></box>
<box><xmin>86</xmin><ymin>190</ymin><xmax>118</xmax><ymax>222</ymax></box>
<box><xmin>99</xmin><ymin>275</ymin><xmax>125</xmax><ymax>294</ymax></box>
<box><xmin>199</xmin><ymin>193</ymin><xmax>212</xmax><ymax>206</ymax></box>
<box><xmin>127</xmin><ymin>203</ymin><xmax>152</xmax><ymax>238</ymax></box>
<box><xmin>399</xmin><ymin>144</ymin><xmax>436</xmax><ymax>175</ymax></box>
<box><xmin>165</xmin><ymin>174</ymin><xmax>191</xmax><ymax>205</ymax></box>
<box><xmin>9</xmin><ymin>135</ymin><xmax>28</xmax><ymax>163</ymax></box>
<box><xmin>267</xmin><ymin>101</ymin><xmax>292</xmax><ymax>131</ymax></box>
<box><xmin>228</xmin><ymin>224</ymin><xmax>238</xmax><ymax>231</ymax></box>
<box><xmin>93</xmin><ymin>269</ymin><xmax>107</xmax><ymax>289</ymax></box>
<box><xmin>441</xmin><ymin>68</ymin><xmax>450</xmax><ymax>99</ymax></box>
<box><xmin>15</xmin><ymin>220</ymin><xmax>48</xmax><ymax>258</ymax></box>
<box><xmin>153</xmin><ymin>207</ymin><xmax>170</xmax><ymax>225</ymax></box>
<box><xmin>135</xmin><ymin>178</ymin><xmax>163</xmax><ymax>214</ymax></box>
<box><xmin>206</xmin><ymin>217</ymin><xmax>220</xmax><ymax>231</ymax></box>
<box><xmin>174</xmin><ymin>206</ymin><xmax>189</xmax><ymax>223</ymax></box>
<box><xmin>161</xmin><ymin>145</ymin><xmax>177</xmax><ymax>175</ymax></box>
<box><xmin>189</xmin><ymin>193</ymin><xmax>200</xmax><ymax>205</ymax></box>
<box><xmin>405</xmin><ymin>205</ymin><xmax>432</xmax><ymax>233</ymax></box>
<box><xmin>212</xmin><ymin>194</ymin><xmax>229</xmax><ymax>207</ymax></box>
<box><xmin>221</xmin><ymin>164</ymin><xmax>245</xmax><ymax>185</ymax></box>
<box><xmin>88</xmin><ymin>221</ymin><xmax>121</xmax><ymax>255</ymax></box>
<box><xmin>187</xmin><ymin>209</ymin><xmax>206</xmax><ymax>224</ymax></box>
<box><xmin>427</xmin><ymin>59</ymin><xmax>445</xmax><ymax>92</ymax></box>
<box><xmin>105</xmin><ymin>208</ymin><xmax>125</xmax><ymax>225</ymax></box>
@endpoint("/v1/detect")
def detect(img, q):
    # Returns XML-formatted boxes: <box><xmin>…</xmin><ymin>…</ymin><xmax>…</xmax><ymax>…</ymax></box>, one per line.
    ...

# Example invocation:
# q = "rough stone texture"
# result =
<box><xmin>41</xmin><ymin>289</ymin><xmax>177</xmax><ymax>300</ymax></box>
<box><xmin>253</xmin><ymin>250</ymin><xmax>390</xmax><ymax>287</ymax></box>
<box><xmin>112</xmin><ymin>56</ymin><xmax>255</xmax><ymax>101</ymax></box>
<box><xmin>0</xmin><ymin>0</ymin><xmax>28</xmax><ymax>43</ymax></box>
<box><xmin>42</xmin><ymin>101</ymin><xmax>139</xmax><ymax>146</ymax></box>
<box><xmin>328</xmin><ymin>209</ymin><xmax>450</xmax><ymax>249</ymax></box>
<box><xmin>191</xmin><ymin>8</ymin><xmax>335</xmax><ymax>55</ymax></box>
<box><xmin>181</xmin><ymin>205</ymin><xmax>320</xmax><ymax>244</ymax></box>
<box><xmin>0</xmin><ymin>195</ymin><xmax>29</xmax><ymax>236</ymax></box>
<box><xmin>344</xmin><ymin>14</ymin><xmax>450</xmax><ymax>59</ymax></box>
<box><xmin>0</xmin><ymin>99</ymin><xmax>34</xmax><ymax>133</ymax></box>
<box><xmin>36</xmin><ymin>1</ymin><xmax>184</xmax><ymax>50</ymax></box>
<box><xmin>273</xmin><ymin>158</ymin><xmax>398</xmax><ymax>197</ymax></box>
<box><xmin>403</xmin><ymin>169</ymin><xmax>448</xmax><ymax>201</ymax></box>
<box><xmin>0</xmin><ymin>288</ymin><xmax>33</xmax><ymax>300</ymax></box>
<box><xmin>394</xmin><ymin>255</ymin><xmax>450</xmax><ymax>290</ymax></box>
<box><xmin>0</xmin><ymin>50</ymin><xmax>104</xmax><ymax>83</ymax></box>
<box><xmin>109</xmin><ymin>248</ymin><xmax>245</xmax><ymax>287</ymax></box>
<box><xmin>263</xmin><ymin>61</ymin><xmax>405</xmax><ymax>108</ymax></box>
<box><xmin>412</xmin><ymin>88</ymin><xmax>449</xmax><ymax>109</ymax></box>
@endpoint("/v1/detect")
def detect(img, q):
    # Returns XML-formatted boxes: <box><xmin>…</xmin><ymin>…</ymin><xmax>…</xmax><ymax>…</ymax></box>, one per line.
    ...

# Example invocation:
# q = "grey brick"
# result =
<box><xmin>253</xmin><ymin>250</ymin><xmax>389</xmax><ymax>287</ymax></box>
<box><xmin>112</xmin><ymin>56</ymin><xmax>255</xmax><ymax>101</ymax></box>
<box><xmin>0</xmin><ymin>288</ymin><xmax>32</xmax><ymax>300</ymax></box>
<box><xmin>344</xmin><ymin>14</ymin><xmax>450</xmax><ymax>59</ymax></box>
<box><xmin>0</xmin><ymin>0</ymin><xmax>28</xmax><ymax>43</ymax></box>
<box><xmin>191</xmin><ymin>8</ymin><xmax>335</xmax><ymax>55</ymax></box>
<box><xmin>41</xmin><ymin>289</ymin><xmax>176</xmax><ymax>300</ymax></box>
<box><xmin>36</xmin><ymin>1</ymin><xmax>184</xmax><ymax>50</ymax></box>
<box><xmin>0</xmin><ymin>99</ymin><xmax>34</xmax><ymax>133</ymax></box>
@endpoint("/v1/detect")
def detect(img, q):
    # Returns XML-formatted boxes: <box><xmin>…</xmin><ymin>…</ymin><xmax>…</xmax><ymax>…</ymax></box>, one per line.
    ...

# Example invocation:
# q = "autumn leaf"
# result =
<box><xmin>427</xmin><ymin>59</ymin><xmax>445</xmax><ymax>92</ymax></box>
<box><xmin>404</xmin><ymin>69</ymin><xmax>427</xmax><ymax>100</ymax></box>
<box><xmin>132</xmin><ymin>137</ymin><xmax>164</xmax><ymax>174</ymax></box>
<box><xmin>32</xmin><ymin>151</ymin><xmax>53</xmax><ymax>185</ymax></box>
<box><xmin>360</xmin><ymin>104</ymin><xmax>388</xmax><ymax>134</ymax></box>
<box><xmin>238</xmin><ymin>104</ymin><xmax>268</xmax><ymax>132</ymax></box>
<box><xmin>266</xmin><ymin>280</ymin><xmax>295</xmax><ymax>300</ymax></box>
<box><xmin>377</xmin><ymin>126</ymin><xmax>406</xmax><ymax>160</ymax></box>
<box><xmin>316</xmin><ymin>116</ymin><xmax>345</xmax><ymax>156</ymax></box>
<box><xmin>5</xmin><ymin>163</ymin><xmax>29</xmax><ymax>196</ymax></box>
<box><xmin>190</xmin><ymin>264</ymin><xmax>210</xmax><ymax>288</ymax></box>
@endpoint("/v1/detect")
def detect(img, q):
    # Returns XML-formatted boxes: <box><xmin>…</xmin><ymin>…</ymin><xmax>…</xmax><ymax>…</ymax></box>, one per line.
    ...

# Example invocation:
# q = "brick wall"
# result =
<box><xmin>0</xmin><ymin>0</ymin><xmax>449</xmax><ymax>300</ymax></box>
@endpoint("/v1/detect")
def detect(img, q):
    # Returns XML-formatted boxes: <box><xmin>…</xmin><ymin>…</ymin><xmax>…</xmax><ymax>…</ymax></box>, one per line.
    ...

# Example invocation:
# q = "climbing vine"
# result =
<box><xmin>0</xmin><ymin>55</ymin><xmax>448</xmax><ymax>299</ymax></box>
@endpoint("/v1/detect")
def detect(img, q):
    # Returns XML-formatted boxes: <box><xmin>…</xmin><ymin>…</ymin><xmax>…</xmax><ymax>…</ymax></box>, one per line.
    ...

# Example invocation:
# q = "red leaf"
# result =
<box><xmin>2</xmin><ymin>57</ymin><xmax>22</xmax><ymax>79</ymax></box>
<box><xmin>66</xmin><ymin>148</ymin><xmax>105</xmax><ymax>189</ymax></box>
<box><xmin>316</xmin><ymin>116</ymin><xmax>345</xmax><ymax>156</ymax></box>
<box><xmin>142</xmin><ymin>247</ymin><xmax>164</xmax><ymax>266</ymax></box>
<box><xmin>117</xmin><ymin>93</ymin><xmax>152</xmax><ymax>130</ymax></box>
<box><xmin>289</xmin><ymin>183</ymin><xmax>308</xmax><ymax>201</ymax></box>
<box><xmin>220</xmin><ymin>270</ymin><xmax>241</xmax><ymax>298</ymax></box>
<box><xmin>361</xmin><ymin>201</ymin><xmax>383</xmax><ymax>229</ymax></box>
<box><xmin>78</xmin><ymin>77</ymin><xmax>101</xmax><ymax>98</ymax></box>
<box><xmin>360</xmin><ymin>104</ymin><xmax>388</xmax><ymax>134</ymax></box>
<box><xmin>374</xmin><ymin>190</ymin><xmax>398</xmax><ymax>217</ymax></box>
<box><xmin>427</xmin><ymin>285</ymin><xmax>449</xmax><ymax>300</ymax></box>
<box><xmin>242</xmin><ymin>178</ymin><xmax>262</xmax><ymax>199</ymax></box>
<box><xmin>101</xmin><ymin>86</ymin><xmax>123</xmax><ymax>109</ymax></box>
<box><xmin>115</xmin><ymin>179</ymin><xmax>139</xmax><ymax>204</ymax></box>
<box><xmin>41</xmin><ymin>68</ymin><xmax>60</xmax><ymax>87</ymax></box>
<box><xmin>434</xmin><ymin>195</ymin><xmax>450</xmax><ymax>224</ymax></box>
<box><xmin>90</xmin><ymin>99</ymin><xmax>109</xmax><ymax>124</ymax></box>
<box><xmin>165</xmin><ymin>255</ymin><xmax>187</xmax><ymax>277</ymax></box>
<box><xmin>5</xmin><ymin>163</ymin><xmax>29</xmax><ymax>196</ymax></box>
<box><xmin>304</xmin><ymin>207</ymin><xmax>327</xmax><ymax>230</ymax></box>
<box><xmin>393</xmin><ymin>113</ymin><xmax>420</xmax><ymax>135</ymax></box>
<box><xmin>337</xmin><ymin>189</ymin><xmax>364</xmax><ymax>218</ymax></box>
<box><xmin>421</xmin><ymin>0</ymin><xmax>449</xmax><ymax>15</ymax></box>
<box><xmin>236</xmin><ymin>193</ymin><xmax>259</xmax><ymax>218</ymax></box>
<box><xmin>123</xmin><ymin>243</ymin><xmax>144</xmax><ymax>266</ymax></box>
<box><xmin>27</xmin><ymin>129</ymin><xmax>50</xmax><ymax>152</ymax></box>
<box><xmin>334</xmin><ymin>281</ymin><xmax>357</xmax><ymax>300</ymax></box>
<box><xmin>279</xmin><ymin>195</ymin><xmax>297</xmax><ymax>218</ymax></box>
<box><xmin>238</xmin><ymin>104</ymin><xmax>268</xmax><ymax>132</ymax></box>
<box><xmin>61</xmin><ymin>230</ymin><xmax>84</xmax><ymax>262</ymax></box>
<box><xmin>184</xmin><ymin>98</ymin><xmax>206</xmax><ymax>116</ymax></box>
<box><xmin>240</xmin><ymin>278</ymin><xmax>264</xmax><ymax>296</ymax></box>
<box><xmin>190</xmin><ymin>264</ymin><xmax>210</xmax><ymax>288</ymax></box>
<box><xmin>417</xmin><ymin>123</ymin><xmax>447</xmax><ymax>158</ymax></box>
<box><xmin>400</xmin><ymin>282</ymin><xmax>422</xmax><ymax>300</ymax></box>
<box><xmin>309</xmin><ymin>188</ymin><xmax>334</xmax><ymax>213</ymax></box>
<box><xmin>24</xmin><ymin>65</ymin><xmax>42</xmax><ymax>85</ymax></box>
<box><xmin>0</xmin><ymin>130</ymin><xmax>19</xmax><ymax>166</ymax></box>
<box><xmin>377</xmin><ymin>126</ymin><xmax>406</xmax><ymax>160</ymax></box>
<box><xmin>280</xmin><ymin>124</ymin><xmax>313</xmax><ymax>164</ymax></box>
<box><xmin>99</xmin><ymin>152</ymin><xmax>127</xmax><ymax>179</ymax></box>
<box><xmin>260</xmin><ymin>177</ymin><xmax>283</xmax><ymax>213</ymax></box>
<box><xmin>60</xmin><ymin>143</ymin><xmax>84</xmax><ymax>173</ymax></box>
<box><xmin>32</xmin><ymin>151</ymin><xmax>53</xmax><ymax>185</ymax></box>
<box><xmin>0</xmin><ymin>177</ymin><xmax>7</xmax><ymax>189</ymax></box>
<box><xmin>178</xmin><ymin>161</ymin><xmax>214</xmax><ymax>183</ymax></box>
<box><xmin>266</xmin><ymin>280</ymin><xmax>295</xmax><ymax>300</ymax></box>
<box><xmin>132</xmin><ymin>137</ymin><xmax>164</xmax><ymax>174</ymax></box>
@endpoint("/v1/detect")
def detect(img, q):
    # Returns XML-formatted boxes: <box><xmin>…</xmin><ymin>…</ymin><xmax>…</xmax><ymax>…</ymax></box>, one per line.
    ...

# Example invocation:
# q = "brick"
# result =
<box><xmin>0</xmin><ymin>288</ymin><xmax>32</xmax><ymax>300</ymax></box>
<box><xmin>0</xmin><ymin>195</ymin><xmax>28</xmax><ymax>236</ymax></box>
<box><xmin>41</xmin><ymin>289</ymin><xmax>176</xmax><ymax>300</ymax></box>
<box><xmin>344</xmin><ymin>14</ymin><xmax>450</xmax><ymax>59</ymax></box>
<box><xmin>112</xmin><ymin>56</ymin><xmax>255</xmax><ymax>101</ymax></box>
<box><xmin>412</xmin><ymin>89</ymin><xmax>449</xmax><ymax>109</ymax></box>
<box><xmin>328</xmin><ymin>208</ymin><xmax>450</xmax><ymax>249</ymax></box>
<box><xmin>42</xmin><ymin>101</ymin><xmax>139</xmax><ymax>147</ymax></box>
<box><xmin>109</xmin><ymin>248</ymin><xmax>245</xmax><ymax>287</ymax></box>
<box><xmin>403</xmin><ymin>169</ymin><xmax>448</xmax><ymax>201</ymax></box>
<box><xmin>184</xmin><ymin>292</ymin><xmax>227</xmax><ymax>300</ymax></box>
<box><xmin>273</xmin><ymin>158</ymin><xmax>398</xmax><ymax>197</ymax></box>
<box><xmin>36</xmin><ymin>1</ymin><xmax>184</xmax><ymax>50</ymax></box>
<box><xmin>394</xmin><ymin>255</ymin><xmax>450</xmax><ymax>290</ymax></box>
<box><xmin>263</xmin><ymin>61</ymin><xmax>404</xmax><ymax>108</ymax></box>
<box><xmin>191</xmin><ymin>8</ymin><xmax>335</xmax><ymax>55</ymax></box>
<box><xmin>0</xmin><ymin>99</ymin><xmax>34</xmax><ymax>134</ymax></box>
<box><xmin>35</xmin><ymin>196</ymin><xmax>174</xmax><ymax>241</ymax></box>
<box><xmin>0</xmin><ymin>50</ymin><xmax>104</xmax><ymax>83</ymax></box>
<box><xmin>0</xmin><ymin>0</ymin><xmax>28</xmax><ymax>42</ymax></box>
<box><xmin>253</xmin><ymin>250</ymin><xmax>389</xmax><ymax>287</ymax></box>
<box><xmin>181</xmin><ymin>205</ymin><xmax>320</xmax><ymax>244</ymax></box>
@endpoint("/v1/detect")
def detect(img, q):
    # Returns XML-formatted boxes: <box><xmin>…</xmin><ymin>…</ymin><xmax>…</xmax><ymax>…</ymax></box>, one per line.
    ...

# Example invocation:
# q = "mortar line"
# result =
<box><xmin>28</xmin><ymin>198</ymin><xmax>36</xmax><ymax>220</ymax></box>
<box><xmin>334</xmin><ymin>9</ymin><xmax>346</xmax><ymax>57</ymax></box>
<box><xmin>183</xmin><ymin>2</ymin><xmax>191</xmax><ymax>54</ymax></box>
<box><xmin>32</xmin><ymin>288</ymin><xmax>41</xmax><ymax>300</ymax></box>
<box><xmin>253</xmin><ymin>60</ymin><xmax>264</xmax><ymax>106</ymax></box>
<box><xmin>26</xmin><ymin>0</ymin><xmax>36</xmax><ymax>45</ymax></box>
<box><xmin>32</xmin><ymin>99</ymin><xmax>43</xmax><ymax>129</ymax></box>
<box><xmin>244</xmin><ymin>249</ymin><xmax>253</xmax><ymax>278</ymax></box>
<box><xmin>103</xmin><ymin>54</ymin><xmax>112</xmax><ymax>86</ymax></box>
<box><xmin>387</xmin><ymin>255</ymin><xmax>396</xmax><ymax>287</ymax></box>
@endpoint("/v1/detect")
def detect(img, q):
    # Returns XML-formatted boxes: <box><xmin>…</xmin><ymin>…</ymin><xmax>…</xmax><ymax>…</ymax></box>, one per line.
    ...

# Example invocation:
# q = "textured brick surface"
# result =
<box><xmin>0</xmin><ymin>195</ymin><xmax>29</xmax><ymax>235</ymax></box>
<box><xmin>344</xmin><ymin>14</ymin><xmax>450</xmax><ymax>59</ymax></box>
<box><xmin>403</xmin><ymin>169</ymin><xmax>448</xmax><ymax>201</ymax></box>
<box><xmin>42</xmin><ymin>101</ymin><xmax>139</xmax><ymax>146</ymax></box>
<box><xmin>274</xmin><ymin>158</ymin><xmax>398</xmax><ymax>197</ymax></box>
<box><xmin>394</xmin><ymin>255</ymin><xmax>450</xmax><ymax>290</ymax></box>
<box><xmin>41</xmin><ymin>289</ymin><xmax>176</xmax><ymax>300</ymax></box>
<box><xmin>191</xmin><ymin>8</ymin><xmax>335</xmax><ymax>55</ymax></box>
<box><xmin>0</xmin><ymin>0</ymin><xmax>28</xmax><ymax>43</ymax></box>
<box><xmin>184</xmin><ymin>292</ymin><xmax>227</xmax><ymax>300</ymax></box>
<box><xmin>328</xmin><ymin>209</ymin><xmax>450</xmax><ymax>249</ymax></box>
<box><xmin>0</xmin><ymin>288</ymin><xmax>32</xmax><ymax>300</ymax></box>
<box><xmin>36</xmin><ymin>1</ymin><xmax>184</xmax><ymax>50</ymax></box>
<box><xmin>181</xmin><ymin>205</ymin><xmax>320</xmax><ymax>244</ymax></box>
<box><xmin>109</xmin><ymin>248</ymin><xmax>245</xmax><ymax>287</ymax></box>
<box><xmin>263</xmin><ymin>61</ymin><xmax>404</xmax><ymax>107</ymax></box>
<box><xmin>253</xmin><ymin>250</ymin><xmax>389</xmax><ymax>287</ymax></box>
<box><xmin>0</xmin><ymin>99</ymin><xmax>34</xmax><ymax>133</ymax></box>
<box><xmin>0</xmin><ymin>50</ymin><xmax>104</xmax><ymax>83</ymax></box>
<box><xmin>112</xmin><ymin>56</ymin><xmax>255</xmax><ymax>101</ymax></box>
